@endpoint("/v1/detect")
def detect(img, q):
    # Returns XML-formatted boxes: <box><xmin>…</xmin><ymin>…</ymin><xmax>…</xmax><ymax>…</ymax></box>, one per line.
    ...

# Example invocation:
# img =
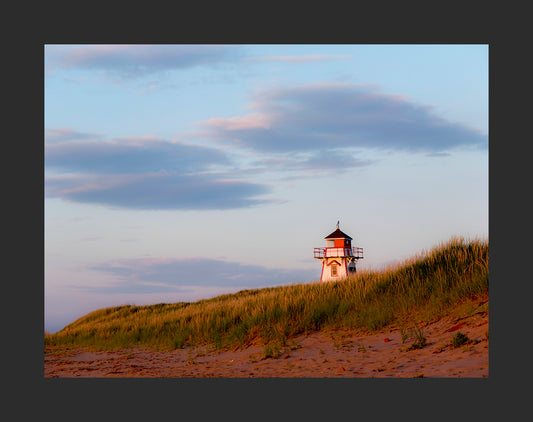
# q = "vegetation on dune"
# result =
<box><xmin>45</xmin><ymin>236</ymin><xmax>488</xmax><ymax>352</ymax></box>
<box><xmin>451</xmin><ymin>331</ymin><xmax>473</xmax><ymax>348</ymax></box>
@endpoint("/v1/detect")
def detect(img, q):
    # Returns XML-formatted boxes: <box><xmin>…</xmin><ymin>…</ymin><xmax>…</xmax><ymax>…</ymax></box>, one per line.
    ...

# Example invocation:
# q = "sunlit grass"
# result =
<box><xmin>45</xmin><ymin>236</ymin><xmax>488</xmax><ymax>352</ymax></box>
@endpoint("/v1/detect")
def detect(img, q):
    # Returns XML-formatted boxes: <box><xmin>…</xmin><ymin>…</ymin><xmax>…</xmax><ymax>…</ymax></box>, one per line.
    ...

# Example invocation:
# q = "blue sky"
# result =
<box><xmin>44</xmin><ymin>45</ymin><xmax>488</xmax><ymax>332</ymax></box>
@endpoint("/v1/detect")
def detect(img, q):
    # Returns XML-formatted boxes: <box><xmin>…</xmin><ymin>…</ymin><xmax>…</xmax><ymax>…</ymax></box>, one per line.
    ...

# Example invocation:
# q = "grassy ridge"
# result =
<box><xmin>45</xmin><ymin>237</ymin><xmax>488</xmax><ymax>351</ymax></box>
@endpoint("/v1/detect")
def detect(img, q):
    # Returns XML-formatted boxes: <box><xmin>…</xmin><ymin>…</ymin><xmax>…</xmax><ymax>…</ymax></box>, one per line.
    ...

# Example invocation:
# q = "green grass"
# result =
<box><xmin>45</xmin><ymin>236</ymin><xmax>488</xmax><ymax>352</ymax></box>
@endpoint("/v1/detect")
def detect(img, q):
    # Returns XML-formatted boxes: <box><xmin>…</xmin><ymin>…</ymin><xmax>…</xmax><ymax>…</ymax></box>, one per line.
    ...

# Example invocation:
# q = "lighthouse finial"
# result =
<box><xmin>336</xmin><ymin>220</ymin><xmax>339</xmax><ymax>229</ymax></box>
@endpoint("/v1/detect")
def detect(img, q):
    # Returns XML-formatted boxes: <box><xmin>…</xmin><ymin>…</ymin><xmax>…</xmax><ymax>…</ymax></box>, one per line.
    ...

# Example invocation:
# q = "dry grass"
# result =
<box><xmin>45</xmin><ymin>236</ymin><xmax>488</xmax><ymax>352</ymax></box>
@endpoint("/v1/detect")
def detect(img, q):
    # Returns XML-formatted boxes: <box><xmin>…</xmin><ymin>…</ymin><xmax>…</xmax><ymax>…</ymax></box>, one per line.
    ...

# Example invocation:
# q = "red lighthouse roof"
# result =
<box><xmin>324</xmin><ymin>228</ymin><xmax>352</xmax><ymax>240</ymax></box>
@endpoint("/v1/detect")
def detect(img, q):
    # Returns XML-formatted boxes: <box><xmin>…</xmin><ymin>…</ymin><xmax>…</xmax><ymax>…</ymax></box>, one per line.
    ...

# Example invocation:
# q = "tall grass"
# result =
<box><xmin>45</xmin><ymin>236</ymin><xmax>488</xmax><ymax>351</ymax></box>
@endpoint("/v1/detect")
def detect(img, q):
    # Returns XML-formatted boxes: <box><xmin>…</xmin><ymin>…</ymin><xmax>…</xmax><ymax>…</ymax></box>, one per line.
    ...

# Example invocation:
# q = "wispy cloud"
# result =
<box><xmin>203</xmin><ymin>113</ymin><xmax>274</xmax><ymax>131</ymax></box>
<box><xmin>246</xmin><ymin>54</ymin><xmax>351</xmax><ymax>63</ymax></box>
<box><xmin>200</xmin><ymin>82</ymin><xmax>487</xmax><ymax>154</ymax></box>
<box><xmin>83</xmin><ymin>257</ymin><xmax>317</xmax><ymax>293</ymax></box>
<box><xmin>425</xmin><ymin>151</ymin><xmax>452</xmax><ymax>157</ymax></box>
<box><xmin>292</xmin><ymin>150</ymin><xmax>374</xmax><ymax>171</ymax></box>
<box><xmin>245</xmin><ymin>150</ymin><xmax>375</xmax><ymax>179</ymax></box>
<box><xmin>46</xmin><ymin>45</ymin><xmax>240</xmax><ymax>78</ymax></box>
<box><xmin>45</xmin><ymin>127</ymin><xmax>103</xmax><ymax>143</ymax></box>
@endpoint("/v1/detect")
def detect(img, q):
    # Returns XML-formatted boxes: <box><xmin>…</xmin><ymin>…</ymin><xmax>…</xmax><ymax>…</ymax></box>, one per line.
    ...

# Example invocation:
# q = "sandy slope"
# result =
<box><xmin>44</xmin><ymin>307</ymin><xmax>488</xmax><ymax>378</ymax></box>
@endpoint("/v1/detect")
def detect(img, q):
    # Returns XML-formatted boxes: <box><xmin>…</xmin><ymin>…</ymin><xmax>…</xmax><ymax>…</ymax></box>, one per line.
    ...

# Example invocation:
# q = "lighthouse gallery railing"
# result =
<box><xmin>313</xmin><ymin>247</ymin><xmax>364</xmax><ymax>259</ymax></box>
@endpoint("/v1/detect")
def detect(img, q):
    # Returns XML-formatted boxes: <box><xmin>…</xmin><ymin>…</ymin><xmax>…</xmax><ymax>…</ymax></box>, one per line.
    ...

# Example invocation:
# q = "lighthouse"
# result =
<box><xmin>313</xmin><ymin>222</ymin><xmax>364</xmax><ymax>282</ymax></box>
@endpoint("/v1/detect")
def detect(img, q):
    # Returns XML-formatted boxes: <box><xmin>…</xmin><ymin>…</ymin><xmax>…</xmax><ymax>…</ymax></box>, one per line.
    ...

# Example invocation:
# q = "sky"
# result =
<box><xmin>44</xmin><ymin>44</ymin><xmax>488</xmax><ymax>332</ymax></box>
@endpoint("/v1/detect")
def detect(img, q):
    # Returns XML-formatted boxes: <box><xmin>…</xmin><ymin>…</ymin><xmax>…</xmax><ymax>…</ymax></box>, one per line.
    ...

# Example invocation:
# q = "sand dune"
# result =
<box><xmin>45</xmin><ymin>306</ymin><xmax>488</xmax><ymax>378</ymax></box>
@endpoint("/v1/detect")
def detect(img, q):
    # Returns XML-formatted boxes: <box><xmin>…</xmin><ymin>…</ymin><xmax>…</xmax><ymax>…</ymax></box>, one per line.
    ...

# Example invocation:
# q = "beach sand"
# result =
<box><xmin>44</xmin><ymin>307</ymin><xmax>488</xmax><ymax>378</ymax></box>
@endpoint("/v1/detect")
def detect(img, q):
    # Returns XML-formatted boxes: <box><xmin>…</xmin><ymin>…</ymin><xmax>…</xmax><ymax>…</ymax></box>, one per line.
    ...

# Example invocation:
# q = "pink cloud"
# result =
<box><xmin>197</xmin><ymin>82</ymin><xmax>487</xmax><ymax>154</ymax></box>
<box><xmin>202</xmin><ymin>113</ymin><xmax>274</xmax><ymax>131</ymax></box>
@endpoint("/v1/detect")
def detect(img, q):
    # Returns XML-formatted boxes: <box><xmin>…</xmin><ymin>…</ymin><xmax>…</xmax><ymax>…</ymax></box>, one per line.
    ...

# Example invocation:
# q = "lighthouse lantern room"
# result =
<box><xmin>313</xmin><ymin>222</ymin><xmax>363</xmax><ymax>282</ymax></box>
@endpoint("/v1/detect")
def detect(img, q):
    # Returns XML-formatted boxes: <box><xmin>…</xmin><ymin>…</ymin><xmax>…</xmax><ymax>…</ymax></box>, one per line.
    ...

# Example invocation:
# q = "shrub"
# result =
<box><xmin>407</xmin><ymin>326</ymin><xmax>427</xmax><ymax>350</ymax></box>
<box><xmin>451</xmin><ymin>331</ymin><xmax>471</xmax><ymax>348</ymax></box>
<box><xmin>262</xmin><ymin>342</ymin><xmax>282</xmax><ymax>359</ymax></box>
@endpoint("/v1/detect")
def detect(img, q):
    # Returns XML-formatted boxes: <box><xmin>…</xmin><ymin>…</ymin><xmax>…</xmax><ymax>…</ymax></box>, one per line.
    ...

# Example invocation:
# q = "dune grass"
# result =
<box><xmin>45</xmin><ymin>236</ymin><xmax>488</xmax><ymax>352</ymax></box>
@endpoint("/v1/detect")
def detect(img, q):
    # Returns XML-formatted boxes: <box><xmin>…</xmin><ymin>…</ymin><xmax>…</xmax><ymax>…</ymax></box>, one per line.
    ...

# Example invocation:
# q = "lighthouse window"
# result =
<box><xmin>331</xmin><ymin>264</ymin><xmax>338</xmax><ymax>276</ymax></box>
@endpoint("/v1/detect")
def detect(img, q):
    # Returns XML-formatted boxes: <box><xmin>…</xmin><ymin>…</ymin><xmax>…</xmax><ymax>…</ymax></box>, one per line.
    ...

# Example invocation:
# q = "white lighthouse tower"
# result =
<box><xmin>313</xmin><ymin>222</ymin><xmax>364</xmax><ymax>282</ymax></box>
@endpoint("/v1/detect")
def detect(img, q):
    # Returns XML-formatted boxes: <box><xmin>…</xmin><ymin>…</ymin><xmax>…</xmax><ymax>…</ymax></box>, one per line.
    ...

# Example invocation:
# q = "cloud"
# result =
<box><xmin>203</xmin><ymin>113</ymin><xmax>274</xmax><ymax>131</ymax></box>
<box><xmin>46</xmin><ymin>45</ymin><xmax>239</xmax><ymax>78</ymax></box>
<box><xmin>45</xmin><ymin>132</ymin><xmax>270</xmax><ymax>210</ymax></box>
<box><xmin>245</xmin><ymin>150</ymin><xmax>375</xmax><ymax>179</ymax></box>
<box><xmin>45</xmin><ymin>171</ymin><xmax>270</xmax><ymax>210</ymax></box>
<box><xmin>200</xmin><ymin>82</ymin><xmax>487</xmax><ymax>154</ymax></box>
<box><xmin>84</xmin><ymin>257</ymin><xmax>318</xmax><ymax>293</ymax></box>
<box><xmin>45</xmin><ymin>136</ymin><xmax>229</xmax><ymax>174</ymax></box>
<box><xmin>246</xmin><ymin>54</ymin><xmax>351</xmax><ymax>63</ymax></box>
<box><xmin>425</xmin><ymin>151</ymin><xmax>452</xmax><ymax>157</ymax></box>
<box><xmin>45</xmin><ymin>127</ymin><xmax>102</xmax><ymax>143</ymax></box>
<box><xmin>292</xmin><ymin>150</ymin><xmax>374</xmax><ymax>171</ymax></box>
